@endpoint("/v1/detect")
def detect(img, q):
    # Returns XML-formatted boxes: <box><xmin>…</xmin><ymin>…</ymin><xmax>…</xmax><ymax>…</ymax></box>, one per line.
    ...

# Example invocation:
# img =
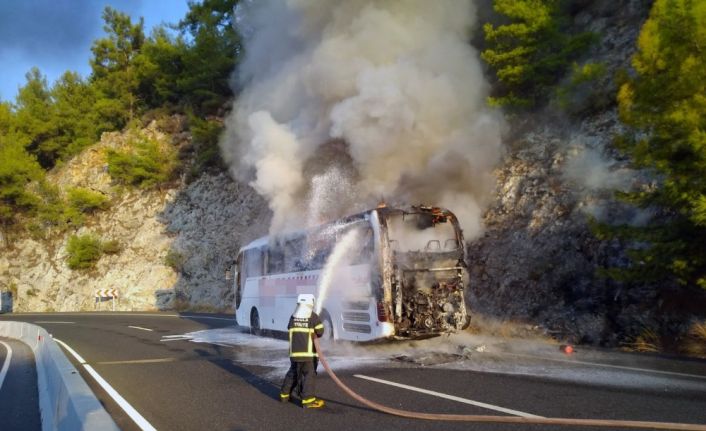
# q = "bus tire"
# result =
<box><xmin>462</xmin><ymin>314</ymin><xmax>471</xmax><ymax>330</ymax></box>
<box><xmin>250</xmin><ymin>308</ymin><xmax>261</xmax><ymax>335</ymax></box>
<box><xmin>320</xmin><ymin>310</ymin><xmax>334</xmax><ymax>341</ymax></box>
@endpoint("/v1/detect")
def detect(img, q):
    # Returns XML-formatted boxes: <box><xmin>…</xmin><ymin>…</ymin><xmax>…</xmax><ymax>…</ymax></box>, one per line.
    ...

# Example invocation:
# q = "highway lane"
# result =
<box><xmin>2</xmin><ymin>312</ymin><xmax>705</xmax><ymax>431</ymax></box>
<box><xmin>0</xmin><ymin>337</ymin><xmax>41</xmax><ymax>431</ymax></box>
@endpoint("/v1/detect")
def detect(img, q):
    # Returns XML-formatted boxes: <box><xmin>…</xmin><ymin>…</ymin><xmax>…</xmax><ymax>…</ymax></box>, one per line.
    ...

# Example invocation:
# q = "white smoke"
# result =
<box><xmin>563</xmin><ymin>146</ymin><xmax>633</xmax><ymax>192</ymax></box>
<box><xmin>221</xmin><ymin>0</ymin><xmax>504</xmax><ymax>238</ymax></box>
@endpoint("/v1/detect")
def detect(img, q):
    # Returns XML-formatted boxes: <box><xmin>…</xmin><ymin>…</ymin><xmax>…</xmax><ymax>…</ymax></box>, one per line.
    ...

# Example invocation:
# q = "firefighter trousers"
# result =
<box><xmin>281</xmin><ymin>359</ymin><xmax>316</xmax><ymax>401</ymax></box>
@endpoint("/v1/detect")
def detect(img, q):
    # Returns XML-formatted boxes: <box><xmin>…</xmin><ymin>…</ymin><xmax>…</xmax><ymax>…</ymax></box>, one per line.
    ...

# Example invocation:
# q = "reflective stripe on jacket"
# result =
<box><xmin>288</xmin><ymin>312</ymin><xmax>324</xmax><ymax>360</ymax></box>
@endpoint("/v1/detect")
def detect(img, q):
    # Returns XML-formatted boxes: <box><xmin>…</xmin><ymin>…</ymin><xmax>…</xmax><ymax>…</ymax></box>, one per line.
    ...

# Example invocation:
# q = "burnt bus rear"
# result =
<box><xmin>376</xmin><ymin>205</ymin><xmax>470</xmax><ymax>338</ymax></box>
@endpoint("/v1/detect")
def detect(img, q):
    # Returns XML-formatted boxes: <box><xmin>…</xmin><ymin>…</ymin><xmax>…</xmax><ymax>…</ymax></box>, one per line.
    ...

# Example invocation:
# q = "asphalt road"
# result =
<box><xmin>1</xmin><ymin>312</ymin><xmax>705</xmax><ymax>431</ymax></box>
<box><xmin>0</xmin><ymin>337</ymin><xmax>41</xmax><ymax>431</ymax></box>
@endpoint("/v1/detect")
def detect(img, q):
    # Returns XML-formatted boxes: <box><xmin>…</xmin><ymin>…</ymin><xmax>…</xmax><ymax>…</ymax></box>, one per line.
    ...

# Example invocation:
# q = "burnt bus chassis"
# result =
<box><xmin>375</xmin><ymin>205</ymin><xmax>471</xmax><ymax>339</ymax></box>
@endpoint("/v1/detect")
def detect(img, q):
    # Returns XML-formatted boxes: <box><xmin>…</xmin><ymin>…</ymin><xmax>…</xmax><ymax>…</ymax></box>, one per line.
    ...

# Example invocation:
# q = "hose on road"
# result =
<box><xmin>314</xmin><ymin>338</ymin><xmax>706</xmax><ymax>430</ymax></box>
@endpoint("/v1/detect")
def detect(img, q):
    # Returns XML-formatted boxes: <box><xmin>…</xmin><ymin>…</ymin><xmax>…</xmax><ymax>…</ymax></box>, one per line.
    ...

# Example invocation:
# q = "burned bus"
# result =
<box><xmin>232</xmin><ymin>205</ymin><xmax>470</xmax><ymax>341</ymax></box>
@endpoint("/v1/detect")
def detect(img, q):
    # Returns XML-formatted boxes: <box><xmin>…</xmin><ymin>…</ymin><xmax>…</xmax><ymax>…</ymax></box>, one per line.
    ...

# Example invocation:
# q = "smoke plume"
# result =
<box><xmin>221</xmin><ymin>0</ymin><xmax>504</xmax><ymax>238</ymax></box>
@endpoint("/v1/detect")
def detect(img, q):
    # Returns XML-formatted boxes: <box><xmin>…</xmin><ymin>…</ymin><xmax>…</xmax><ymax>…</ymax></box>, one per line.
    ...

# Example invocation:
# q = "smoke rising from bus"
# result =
<box><xmin>222</xmin><ymin>0</ymin><xmax>504</xmax><ymax>238</ymax></box>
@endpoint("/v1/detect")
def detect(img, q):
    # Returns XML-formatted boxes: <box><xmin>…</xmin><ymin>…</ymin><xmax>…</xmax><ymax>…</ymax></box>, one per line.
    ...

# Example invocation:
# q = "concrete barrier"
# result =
<box><xmin>0</xmin><ymin>321</ymin><xmax>119</xmax><ymax>431</ymax></box>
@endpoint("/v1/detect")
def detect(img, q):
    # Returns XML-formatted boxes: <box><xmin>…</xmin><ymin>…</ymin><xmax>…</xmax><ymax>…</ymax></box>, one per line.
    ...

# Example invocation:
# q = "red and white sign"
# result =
<box><xmin>95</xmin><ymin>289</ymin><xmax>119</xmax><ymax>298</ymax></box>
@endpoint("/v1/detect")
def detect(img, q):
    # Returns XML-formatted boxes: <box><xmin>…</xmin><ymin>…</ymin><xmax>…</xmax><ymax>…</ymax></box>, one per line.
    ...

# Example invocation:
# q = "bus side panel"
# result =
<box><xmin>236</xmin><ymin>277</ymin><xmax>261</xmax><ymax>329</ymax></box>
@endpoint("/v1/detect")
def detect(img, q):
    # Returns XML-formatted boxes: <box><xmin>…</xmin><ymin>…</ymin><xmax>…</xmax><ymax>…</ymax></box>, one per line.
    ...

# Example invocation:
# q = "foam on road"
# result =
<box><xmin>176</xmin><ymin>327</ymin><xmax>706</xmax><ymax>393</ymax></box>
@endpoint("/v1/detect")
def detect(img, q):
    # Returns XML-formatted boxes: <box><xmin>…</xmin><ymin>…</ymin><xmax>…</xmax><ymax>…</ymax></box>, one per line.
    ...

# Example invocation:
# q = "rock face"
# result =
<box><xmin>1</xmin><ymin>121</ymin><xmax>269</xmax><ymax>313</ymax></box>
<box><xmin>467</xmin><ymin>0</ymin><xmax>657</xmax><ymax>345</ymax></box>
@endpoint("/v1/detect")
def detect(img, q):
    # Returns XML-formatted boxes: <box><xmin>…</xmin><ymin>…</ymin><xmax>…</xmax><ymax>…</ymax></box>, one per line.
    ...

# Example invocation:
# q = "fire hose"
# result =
<box><xmin>313</xmin><ymin>338</ymin><xmax>706</xmax><ymax>430</ymax></box>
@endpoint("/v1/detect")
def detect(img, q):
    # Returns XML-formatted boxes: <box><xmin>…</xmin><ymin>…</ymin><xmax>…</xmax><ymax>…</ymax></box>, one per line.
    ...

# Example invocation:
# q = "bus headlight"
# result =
<box><xmin>380</xmin><ymin>322</ymin><xmax>395</xmax><ymax>337</ymax></box>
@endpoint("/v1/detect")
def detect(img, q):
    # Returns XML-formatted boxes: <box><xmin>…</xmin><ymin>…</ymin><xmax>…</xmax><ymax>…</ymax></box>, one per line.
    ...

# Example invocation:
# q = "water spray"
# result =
<box><xmin>313</xmin><ymin>338</ymin><xmax>706</xmax><ymax>430</ymax></box>
<box><xmin>315</xmin><ymin>228</ymin><xmax>361</xmax><ymax>314</ymax></box>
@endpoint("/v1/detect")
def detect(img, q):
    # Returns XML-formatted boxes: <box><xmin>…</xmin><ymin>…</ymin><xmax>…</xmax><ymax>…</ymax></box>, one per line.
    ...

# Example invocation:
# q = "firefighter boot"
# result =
<box><xmin>302</xmin><ymin>397</ymin><xmax>325</xmax><ymax>409</ymax></box>
<box><xmin>280</xmin><ymin>393</ymin><xmax>290</xmax><ymax>403</ymax></box>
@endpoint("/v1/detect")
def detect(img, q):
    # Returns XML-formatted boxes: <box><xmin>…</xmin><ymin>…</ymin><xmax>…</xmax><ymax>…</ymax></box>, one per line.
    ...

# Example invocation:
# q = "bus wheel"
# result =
<box><xmin>250</xmin><ymin>308</ymin><xmax>261</xmax><ymax>335</ymax></box>
<box><xmin>320</xmin><ymin>310</ymin><xmax>334</xmax><ymax>341</ymax></box>
<box><xmin>462</xmin><ymin>314</ymin><xmax>471</xmax><ymax>330</ymax></box>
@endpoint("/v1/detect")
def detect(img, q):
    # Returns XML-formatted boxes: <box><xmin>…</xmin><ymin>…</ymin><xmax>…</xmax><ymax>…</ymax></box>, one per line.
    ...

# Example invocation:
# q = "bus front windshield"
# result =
<box><xmin>385</xmin><ymin>212</ymin><xmax>459</xmax><ymax>253</ymax></box>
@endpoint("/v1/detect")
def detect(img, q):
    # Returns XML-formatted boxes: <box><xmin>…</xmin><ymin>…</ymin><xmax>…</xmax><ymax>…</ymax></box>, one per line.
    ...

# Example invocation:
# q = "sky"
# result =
<box><xmin>0</xmin><ymin>0</ymin><xmax>191</xmax><ymax>102</ymax></box>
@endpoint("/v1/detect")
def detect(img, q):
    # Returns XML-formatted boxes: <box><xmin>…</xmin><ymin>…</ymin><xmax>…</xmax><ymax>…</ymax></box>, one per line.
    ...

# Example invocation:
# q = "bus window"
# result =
<box><xmin>352</xmin><ymin>227</ymin><xmax>374</xmax><ymax>264</ymax></box>
<box><xmin>235</xmin><ymin>253</ymin><xmax>243</xmax><ymax>308</ymax></box>
<box><xmin>304</xmin><ymin>230</ymin><xmax>334</xmax><ymax>270</ymax></box>
<box><xmin>386</xmin><ymin>213</ymin><xmax>458</xmax><ymax>253</ymax></box>
<box><xmin>245</xmin><ymin>248</ymin><xmax>264</xmax><ymax>278</ymax></box>
<box><xmin>284</xmin><ymin>236</ymin><xmax>307</xmax><ymax>272</ymax></box>
<box><xmin>267</xmin><ymin>244</ymin><xmax>285</xmax><ymax>274</ymax></box>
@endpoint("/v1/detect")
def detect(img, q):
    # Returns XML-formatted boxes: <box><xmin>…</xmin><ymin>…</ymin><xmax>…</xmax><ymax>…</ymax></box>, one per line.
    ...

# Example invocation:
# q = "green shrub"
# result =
<box><xmin>187</xmin><ymin>115</ymin><xmax>225</xmax><ymax>181</ymax></box>
<box><xmin>67</xmin><ymin>187</ymin><xmax>109</xmax><ymax>213</ymax></box>
<box><xmin>101</xmin><ymin>239</ymin><xmax>121</xmax><ymax>254</ymax></box>
<box><xmin>66</xmin><ymin>233</ymin><xmax>103</xmax><ymax>270</ymax></box>
<box><xmin>8</xmin><ymin>282</ymin><xmax>18</xmax><ymax>298</ymax></box>
<box><xmin>106</xmin><ymin>136</ymin><xmax>177</xmax><ymax>188</ymax></box>
<box><xmin>33</xmin><ymin>182</ymin><xmax>72</xmax><ymax>228</ymax></box>
<box><xmin>164</xmin><ymin>249</ymin><xmax>186</xmax><ymax>272</ymax></box>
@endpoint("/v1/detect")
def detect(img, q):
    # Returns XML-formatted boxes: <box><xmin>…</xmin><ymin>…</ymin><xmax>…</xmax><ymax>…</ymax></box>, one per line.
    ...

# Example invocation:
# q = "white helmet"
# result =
<box><xmin>297</xmin><ymin>294</ymin><xmax>315</xmax><ymax>308</ymax></box>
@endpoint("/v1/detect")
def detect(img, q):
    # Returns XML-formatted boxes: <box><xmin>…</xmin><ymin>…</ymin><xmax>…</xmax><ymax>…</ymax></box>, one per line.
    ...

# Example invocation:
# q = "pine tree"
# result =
<box><xmin>178</xmin><ymin>0</ymin><xmax>240</xmax><ymax>115</ymax></box>
<box><xmin>137</xmin><ymin>26</ymin><xmax>189</xmax><ymax>109</ymax></box>
<box><xmin>90</xmin><ymin>7</ymin><xmax>146</xmax><ymax>129</ymax></box>
<box><xmin>49</xmin><ymin>71</ymin><xmax>100</xmax><ymax>161</ymax></box>
<box><xmin>610</xmin><ymin>0</ymin><xmax>706</xmax><ymax>290</ymax></box>
<box><xmin>481</xmin><ymin>0</ymin><xmax>594</xmax><ymax>108</ymax></box>
<box><xmin>13</xmin><ymin>68</ymin><xmax>57</xmax><ymax>168</ymax></box>
<box><xmin>0</xmin><ymin>132</ymin><xmax>43</xmax><ymax>225</ymax></box>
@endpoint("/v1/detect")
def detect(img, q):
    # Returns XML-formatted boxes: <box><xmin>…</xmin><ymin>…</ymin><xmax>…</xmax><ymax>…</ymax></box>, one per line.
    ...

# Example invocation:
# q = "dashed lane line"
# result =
<box><xmin>34</xmin><ymin>321</ymin><xmax>75</xmax><ymax>324</ymax></box>
<box><xmin>0</xmin><ymin>341</ymin><xmax>12</xmax><ymax>393</ymax></box>
<box><xmin>54</xmin><ymin>338</ymin><xmax>157</xmax><ymax>431</ymax></box>
<box><xmin>5</xmin><ymin>313</ymin><xmax>235</xmax><ymax>322</ymax></box>
<box><xmin>4</xmin><ymin>313</ymin><xmax>179</xmax><ymax>318</ymax></box>
<box><xmin>127</xmin><ymin>326</ymin><xmax>153</xmax><ymax>332</ymax></box>
<box><xmin>354</xmin><ymin>374</ymin><xmax>543</xmax><ymax>418</ymax></box>
<box><xmin>182</xmin><ymin>316</ymin><xmax>235</xmax><ymax>321</ymax></box>
<box><xmin>97</xmin><ymin>358</ymin><xmax>176</xmax><ymax>365</ymax></box>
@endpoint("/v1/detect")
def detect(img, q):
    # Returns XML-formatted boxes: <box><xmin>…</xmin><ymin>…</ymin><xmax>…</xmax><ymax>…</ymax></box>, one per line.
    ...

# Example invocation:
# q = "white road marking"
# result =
<box><xmin>83</xmin><ymin>364</ymin><xmax>157</xmax><ymax>431</ymax></box>
<box><xmin>161</xmin><ymin>335</ymin><xmax>190</xmax><ymax>338</ymax></box>
<box><xmin>54</xmin><ymin>338</ymin><xmax>157</xmax><ymax>431</ymax></box>
<box><xmin>507</xmin><ymin>352</ymin><xmax>706</xmax><ymax>381</ymax></box>
<box><xmin>354</xmin><ymin>374</ymin><xmax>543</xmax><ymax>418</ymax></box>
<box><xmin>34</xmin><ymin>321</ymin><xmax>75</xmax><ymax>324</ymax></box>
<box><xmin>9</xmin><ymin>313</ymin><xmax>179</xmax><ymax>317</ymax></box>
<box><xmin>97</xmin><ymin>358</ymin><xmax>176</xmax><ymax>365</ymax></box>
<box><xmin>0</xmin><ymin>341</ymin><xmax>12</xmax><ymax>393</ymax></box>
<box><xmin>9</xmin><ymin>312</ymin><xmax>235</xmax><ymax>322</ymax></box>
<box><xmin>54</xmin><ymin>339</ymin><xmax>87</xmax><ymax>364</ymax></box>
<box><xmin>128</xmin><ymin>326</ymin><xmax>153</xmax><ymax>332</ymax></box>
<box><xmin>209</xmin><ymin>342</ymin><xmax>232</xmax><ymax>348</ymax></box>
<box><xmin>181</xmin><ymin>315</ymin><xmax>235</xmax><ymax>321</ymax></box>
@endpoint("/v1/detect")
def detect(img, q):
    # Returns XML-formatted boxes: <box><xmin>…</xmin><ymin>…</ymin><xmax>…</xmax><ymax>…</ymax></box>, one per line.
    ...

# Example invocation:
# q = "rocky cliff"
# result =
<box><xmin>468</xmin><ymin>0</ymin><xmax>667</xmax><ymax>346</ymax></box>
<box><xmin>1</xmin><ymin>120</ymin><xmax>269</xmax><ymax>312</ymax></box>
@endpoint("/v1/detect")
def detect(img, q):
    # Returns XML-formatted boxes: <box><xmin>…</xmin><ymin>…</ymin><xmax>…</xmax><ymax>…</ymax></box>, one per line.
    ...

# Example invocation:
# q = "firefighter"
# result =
<box><xmin>280</xmin><ymin>293</ymin><xmax>325</xmax><ymax>408</ymax></box>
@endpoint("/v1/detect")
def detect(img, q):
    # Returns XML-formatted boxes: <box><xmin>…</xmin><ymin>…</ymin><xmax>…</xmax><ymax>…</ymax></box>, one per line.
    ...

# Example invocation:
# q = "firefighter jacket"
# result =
<box><xmin>287</xmin><ymin>312</ymin><xmax>324</xmax><ymax>361</ymax></box>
